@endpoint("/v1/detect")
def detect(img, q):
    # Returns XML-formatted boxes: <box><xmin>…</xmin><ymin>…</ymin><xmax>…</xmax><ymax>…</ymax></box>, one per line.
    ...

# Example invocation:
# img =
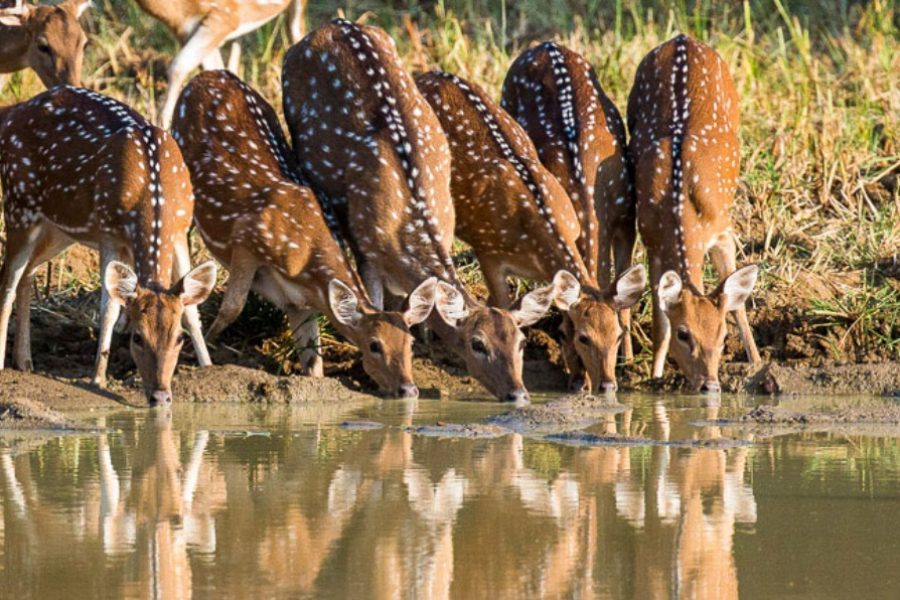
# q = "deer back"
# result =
<box><xmin>502</xmin><ymin>42</ymin><xmax>631</xmax><ymax>276</ymax></box>
<box><xmin>416</xmin><ymin>71</ymin><xmax>590</xmax><ymax>285</ymax></box>
<box><xmin>628</xmin><ymin>34</ymin><xmax>740</xmax><ymax>285</ymax></box>
<box><xmin>0</xmin><ymin>86</ymin><xmax>193</xmax><ymax>287</ymax></box>
<box><xmin>282</xmin><ymin>18</ymin><xmax>456</xmax><ymax>289</ymax></box>
<box><xmin>172</xmin><ymin>69</ymin><xmax>364</xmax><ymax>309</ymax></box>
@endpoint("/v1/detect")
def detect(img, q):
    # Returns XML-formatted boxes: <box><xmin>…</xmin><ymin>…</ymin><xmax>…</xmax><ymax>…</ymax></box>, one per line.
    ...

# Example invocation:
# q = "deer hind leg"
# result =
<box><xmin>159</xmin><ymin>21</ymin><xmax>230</xmax><ymax>129</ymax></box>
<box><xmin>650</xmin><ymin>257</ymin><xmax>671</xmax><ymax>379</ymax></box>
<box><xmin>287</xmin><ymin>307</ymin><xmax>323</xmax><ymax>377</ymax></box>
<box><xmin>0</xmin><ymin>227</ymin><xmax>40</xmax><ymax>371</ymax></box>
<box><xmin>359</xmin><ymin>261</ymin><xmax>384</xmax><ymax>310</ymax></box>
<box><xmin>174</xmin><ymin>239</ymin><xmax>213</xmax><ymax>366</ymax></box>
<box><xmin>614</xmin><ymin>219</ymin><xmax>638</xmax><ymax>362</ymax></box>
<box><xmin>93</xmin><ymin>244</ymin><xmax>129</xmax><ymax>388</ymax></box>
<box><xmin>709</xmin><ymin>232</ymin><xmax>761</xmax><ymax>365</ymax></box>
<box><xmin>13</xmin><ymin>230</ymin><xmax>73</xmax><ymax>371</ymax></box>
<box><xmin>480</xmin><ymin>259</ymin><xmax>512</xmax><ymax>309</ymax></box>
<box><xmin>288</xmin><ymin>0</ymin><xmax>306</xmax><ymax>43</ymax></box>
<box><xmin>205</xmin><ymin>252</ymin><xmax>256</xmax><ymax>343</ymax></box>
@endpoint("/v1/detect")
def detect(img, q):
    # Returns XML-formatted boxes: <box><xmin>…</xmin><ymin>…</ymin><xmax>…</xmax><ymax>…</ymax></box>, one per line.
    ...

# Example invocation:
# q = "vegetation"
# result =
<box><xmin>1</xmin><ymin>0</ymin><xmax>898</xmax><ymax>374</ymax></box>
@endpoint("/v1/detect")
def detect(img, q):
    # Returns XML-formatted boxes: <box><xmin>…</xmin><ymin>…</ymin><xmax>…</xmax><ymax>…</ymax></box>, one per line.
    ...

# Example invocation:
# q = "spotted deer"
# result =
<box><xmin>502</xmin><ymin>42</ymin><xmax>638</xmax><ymax>359</ymax></box>
<box><xmin>628</xmin><ymin>34</ymin><xmax>760</xmax><ymax>392</ymax></box>
<box><xmin>0</xmin><ymin>0</ymin><xmax>89</xmax><ymax>88</ymax></box>
<box><xmin>283</xmin><ymin>19</ymin><xmax>558</xmax><ymax>402</ymax></box>
<box><xmin>172</xmin><ymin>70</ymin><xmax>440</xmax><ymax>398</ymax></box>
<box><xmin>0</xmin><ymin>86</ymin><xmax>215</xmax><ymax>404</ymax></box>
<box><xmin>417</xmin><ymin>72</ymin><xmax>646</xmax><ymax>393</ymax></box>
<box><xmin>133</xmin><ymin>0</ymin><xmax>307</xmax><ymax>128</ymax></box>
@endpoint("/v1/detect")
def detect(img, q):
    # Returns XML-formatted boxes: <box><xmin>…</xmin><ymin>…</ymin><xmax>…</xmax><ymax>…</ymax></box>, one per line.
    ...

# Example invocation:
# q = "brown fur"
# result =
<box><xmin>418</xmin><ymin>71</ymin><xmax>645</xmax><ymax>393</ymax></box>
<box><xmin>172</xmin><ymin>70</ymin><xmax>436</xmax><ymax>397</ymax></box>
<box><xmin>0</xmin><ymin>0</ymin><xmax>87</xmax><ymax>87</ymax></box>
<box><xmin>0</xmin><ymin>86</ymin><xmax>213</xmax><ymax>403</ymax></box>
<box><xmin>628</xmin><ymin>34</ymin><xmax>760</xmax><ymax>390</ymax></box>
<box><xmin>283</xmin><ymin>19</ymin><xmax>557</xmax><ymax>402</ymax></box>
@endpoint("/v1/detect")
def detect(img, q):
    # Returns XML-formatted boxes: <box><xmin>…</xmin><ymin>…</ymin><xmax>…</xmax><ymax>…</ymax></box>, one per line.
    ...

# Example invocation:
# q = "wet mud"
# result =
<box><xmin>544</xmin><ymin>431</ymin><xmax>752</xmax><ymax>448</ymax></box>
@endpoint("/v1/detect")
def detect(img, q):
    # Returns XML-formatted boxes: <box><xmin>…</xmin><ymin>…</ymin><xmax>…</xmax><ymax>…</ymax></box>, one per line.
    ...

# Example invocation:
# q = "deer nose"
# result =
<box><xmin>699</xmin><ymin>380</ymin><xmax>721</xmax><ymax>394</ymax></box>
<box><xmin>151</xmin><ymin>390</ymin><xmax>172</xmax><ymax>405</ymax></box>
<box><xmin>599</xmin><ymin>381</ymin><xmax>618</xmax><ymax>393</ymax></box>
<box><xmin>398</xmin><ymin>383</ymin><xmax>419</xmax><ymax>399</ymax></box>
<box><xmin>505</xmin><ymin>389</ymin><xmax>529</xmax><ymax>405</ymax></box>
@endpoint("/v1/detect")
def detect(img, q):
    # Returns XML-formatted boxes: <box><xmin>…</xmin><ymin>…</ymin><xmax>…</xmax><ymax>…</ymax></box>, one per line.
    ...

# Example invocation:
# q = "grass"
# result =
<box><xmin>1</xmin><ymin>0</ymin><xmax>898</xmax><ymax>371</ymax></box>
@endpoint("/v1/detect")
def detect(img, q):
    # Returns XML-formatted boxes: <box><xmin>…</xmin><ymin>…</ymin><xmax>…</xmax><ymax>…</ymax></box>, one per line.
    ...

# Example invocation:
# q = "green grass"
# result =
<box><xmin>1</xmin><ymin>0</ymin><xmax>898</xmax><ymax>369</ymax></box>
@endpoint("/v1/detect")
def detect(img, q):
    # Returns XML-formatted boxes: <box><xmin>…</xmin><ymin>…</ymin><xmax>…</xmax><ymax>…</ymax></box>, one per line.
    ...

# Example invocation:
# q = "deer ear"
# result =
<box><xmin>433</xmin><ymin>281</ymin><xmax>469</xmax><ymax>328</ymax></box>
<box><xmin>551</xmin><ymin>270</ymin><xmax>581</xmax><ymax>311</ymax></box>
<box><xmin>612</xmin><ymin>264</ymin><xmax>646</xmax><ymax>310</ymax></box>
<box><xmin>0</xmin><ymin>12</ymin><xmax>23</xmax><ymax>26</ymax></box>
<box><xmin>328</xmin><ymin>279</ymin><xmax>363</xmax><ymax>326</ymax></box>
<box><xmin>657</xmin><ymin>271</ymin><xmax>683</xmax><ymax>312</ymax></box>
<box><xmin>721</xmin><ymin>265</ymin><xmax>758</xmax><ymax>312</ymax></box>
<box><xmin>513</xmin><ymin>282</ymin><xmax>556</xmax><ymax>328</ymax></box>
<box><xmin>104</xmin><ymin>261</ymin><xmax>138</xmax><ymax>306</ymax></box>
<box><xmin>178</xmin><ymin>261</ymin><xmax>217</xmax><ymax>306</ymax></box>
<box><xmin>403</xmin><ymin>277</ymin><xmax>437</xmax><ymax>326</ymax></box>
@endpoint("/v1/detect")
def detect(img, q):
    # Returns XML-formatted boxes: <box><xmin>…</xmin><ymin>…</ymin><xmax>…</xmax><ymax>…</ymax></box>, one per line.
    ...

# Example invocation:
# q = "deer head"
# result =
<box><xmin>105</xmin><ymin>260</ymin><xmax>217</xmax><ymax>405</ymax></box>
<box><xmin>554</xmin><ymin>266</ymin><xmax>647</xmax><ymax>393</ymax></box>
<box><xmin>656</xmin><ymin>266</ymin><xmax>758</xmax><ymax>392</ymax></box>
<box><xmin>329</xmin><ymin>277</ymin><xmax>437</xmax><ymax>399</ymax></box>
<box><xmin>0</xmin><ymin>0</ymin><xmax>90</xmax><ymax>87</ymax></box>
<box><xmin>432</xmin><ymin>281</ymin><xmax>556</xmax><ymax>403</ymax></box>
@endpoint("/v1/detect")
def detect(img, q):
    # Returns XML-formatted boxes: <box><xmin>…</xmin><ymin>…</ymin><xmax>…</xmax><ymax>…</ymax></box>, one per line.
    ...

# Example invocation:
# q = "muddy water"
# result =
<box><xmin>2</xmin><ymin>394</ymin><xmax>900</xmax><ymax>599</ymax></box>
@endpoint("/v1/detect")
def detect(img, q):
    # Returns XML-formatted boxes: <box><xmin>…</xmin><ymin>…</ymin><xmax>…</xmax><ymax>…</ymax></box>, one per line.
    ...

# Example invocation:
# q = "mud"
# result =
<box><xmin>741</xmin><ymin>362</ymin><xmax>900</xmax><ymax>396</ymax></box>
<box><xmin>0</xmin><ymin>397</ymin><xmax>87</xmax><ymax>431</ymax></box>
<box><xmin>487</xmin><ymin>394</ymin><xmax>628</xmax><ymax>434</ymax></box>
<box><xmin>171</xmin><ymin>364</ymin><xmax>372</xmax><ymax>404</ymax></box>
<box><xmin>544</xmin><ymin>431</ymin><xmax>752</xmax><ymax>448</ymax></box>
<box><xmin>340</xmin><ymin>420</ymin><xmax>385</xmax><ymax>430</ymax></box>
<box><xmin>405</xmin><ymin>422</ymin><xmax>511</xmax><ymax>439</ymax></box>
<box><xmin>735</xmin><ymin>402</ymin><xmax>900</xmax><ymax>425</ymax></box>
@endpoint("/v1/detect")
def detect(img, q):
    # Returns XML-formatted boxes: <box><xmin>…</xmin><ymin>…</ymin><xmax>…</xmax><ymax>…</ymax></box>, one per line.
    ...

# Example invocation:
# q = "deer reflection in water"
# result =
<box><xmin>1</xmin><ymin>399</ymin><xmax>758</xmax><ymax>599</ymax></box>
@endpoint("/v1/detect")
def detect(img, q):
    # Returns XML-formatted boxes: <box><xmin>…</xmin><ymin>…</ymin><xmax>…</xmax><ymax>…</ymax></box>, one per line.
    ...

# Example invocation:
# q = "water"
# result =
<box><xmin>2</xmin><ymin>394</ymin><xmax>900</xmax><ymax>599</ymax></box>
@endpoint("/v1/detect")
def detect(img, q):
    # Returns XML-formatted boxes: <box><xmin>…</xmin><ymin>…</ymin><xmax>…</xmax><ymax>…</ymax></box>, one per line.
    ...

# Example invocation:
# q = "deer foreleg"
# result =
<box><xmin>93</xmin><ymin>245</ymin><xmax>127</xmax><ymax>387</ymax></box>
<box><xmin>205</xmin><ymin>258</ymin><xmax>255</xmax><ymax>343</ymax></box>
<box><xmin>710</xmin><ymin>232</ymin><xmax>761</xmax><ymax>365</ymax></box>
<box><xmin>174</xmin><ymin>240</ymin><xmax>213</xmax><ymax>366</ymax></box>
<box><xmin>0</xmin><ymin>229</ymin><xmax>38</xmax><ymax>371</ymax></box>
<box><xmin>650</xmin><ymin>258</ymin><xmax>671</xmax><ymax>379</ymax></box>
<box><xmin>287</xmin><ymin>307</ymin><xmax>323</xmax><ymax>377</ymax></box>
<box><xmin>288</xmin><ymin>0</ymin><xmax>306</xmax><ymax>43</ymax></box>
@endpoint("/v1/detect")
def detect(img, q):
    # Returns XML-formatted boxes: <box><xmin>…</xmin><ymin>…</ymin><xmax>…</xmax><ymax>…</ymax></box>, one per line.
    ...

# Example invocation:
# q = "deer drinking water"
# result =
<box><xmin>0</xmin><ymin>86</ymin><xmax>215</xmax><ymax>404</ymax></box>
<box><xmin>172</xmin><ymin>70</ymin><xmax>439</xmax><ymax>398</ymax></box>
<box><xmin>417</xmin><ymin>71</ymin><xmax>646</xmax><ymax>393</ymax></box>
<box><xmin>131</xmin><ymin>0</ymin><xmax>307</xmax><ymax>129</ymax></box>
<box><xmin>501</xmin><ymin>42</ymin><xmax>638</xmax><ymax>360</ymax></box>
<box><xmin>0</xmin><ymin>0</ymin><xmax>89</xmax><ymax>88</ymax></box>
<box><xmin>628</xmin><ymin>34</ymin><xmax>761</xmax><ymax>392</ymax></box>
<box><xmin>283</xmin><ymin>19</ymin><xmax>558</xmax><ymax>402</ymax></box>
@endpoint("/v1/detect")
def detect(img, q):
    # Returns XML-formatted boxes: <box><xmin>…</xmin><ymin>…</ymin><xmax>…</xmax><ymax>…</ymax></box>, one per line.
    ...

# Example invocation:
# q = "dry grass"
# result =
<box><xmin>1</xmin><ymin>0</ymin><xmax>898</xmax><ymax>370</ymax></box>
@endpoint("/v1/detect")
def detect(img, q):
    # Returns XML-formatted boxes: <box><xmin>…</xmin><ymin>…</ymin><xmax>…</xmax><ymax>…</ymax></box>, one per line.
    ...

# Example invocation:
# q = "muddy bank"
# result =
<box><xmin>742</xmin><ymin>362</ymin><xmax>900</xmax><ymax>396</ymax></box>
<box><xmin>0</xmin><ymin>397</ymin><xmax>85</xmax><ymax>431</ymax></box>
<box><xmin>172</xmin><ymin>364</ymin><xmax>372</xmax><ymax>403</ymax></box>
<box><xmin>545</xmin><ymin>431</ymin><xmax>752</xmax><ymax>448</ymax></box>
<box><xmin>487</xmin><ymin>394</ymin><xmax>628</xmax><ymax>434</ymax></box>
<box><xmin>735</xmin><ymin>402</ymin><xmax>900</xmax><ymax>425</ymax></box>
<box><xmin>0</xmin><ymin>370</ymin><xmax>133</xmax><ymax>411</ymax></box>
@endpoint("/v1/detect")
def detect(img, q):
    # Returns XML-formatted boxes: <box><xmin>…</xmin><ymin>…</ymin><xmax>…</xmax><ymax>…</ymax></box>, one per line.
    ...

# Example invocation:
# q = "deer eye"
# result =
<box><xmin>369</xmin><ymin>340</ymin><xmax>383</xmax><ymax>354</ymax></box>
<box><xmin>676</xmin><ymin>327</ymin><xmax>691</xmax><ymax>343</ymax></box>
<box><xmin>577</xmin><ymin>334</ymin><xmax>590</xmax><ymax>345</ymax></box>
<box><xmin>37</xmin><ymin>40</ymin><xmax>51</xmax><ymax>55</ymax></box>
<box><xmin>470</xmin><ymin>338</ymin><xmax>488</xmax><ymax>356</ymax></box>
<box><xmin>131</xmin><ymin>332</ymin><xmax>144</xmax><ymax>348</ymax></box>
